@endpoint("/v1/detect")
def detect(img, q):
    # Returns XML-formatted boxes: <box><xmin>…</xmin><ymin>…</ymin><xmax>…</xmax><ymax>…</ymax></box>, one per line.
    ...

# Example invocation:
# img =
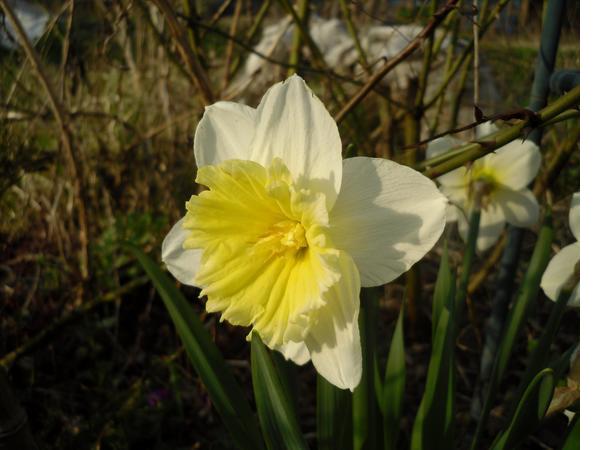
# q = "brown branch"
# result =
<box><xmin>151</xmin><ymin>0</ymin><xmax>215</xmax><ymax>105</ymax></box>
<box><xmin>0</xmin><ymin>0</ymin><xmax>89</xmax><ymax>281</ymax></box>
<box><xmin>334</xmin><ymin>0</ymin><xmax>458</xmax><ymax>123</ymax></box>
<box><xmin>0</xmin><ymin>277</ymin><xmax>148</xmax><ymax>368</ymax></box>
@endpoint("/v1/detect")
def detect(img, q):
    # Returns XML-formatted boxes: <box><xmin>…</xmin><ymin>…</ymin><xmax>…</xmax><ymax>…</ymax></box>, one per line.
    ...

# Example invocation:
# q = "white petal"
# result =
<box><xmin>249</xmin><ymin>75</ymin><xmax>342</xmax><ymax>209</ymax></box>
<box><xmin>274</xmin><ymin>341</ymin><xmax>310</xmax><ymax>365</ymax></box>
<box><xmin>446</xmin><ymin>204</ymin><xmax>460</xmax><ymax>222</ymax></box>
<box><xmin>194</xmin><ymin>101</ymin><xmax>257</xmax><ymax>168</ymax></box>
<box><xmin>437</xmin><ymin>166</ymin><xmax>468</xmax><ymax>189</ymax></box>
<box><xmin>458</xmin><ymin>202</ymin><xmax>506</xmax><ymax>252</ymax></box>
<box><xmin>425</xmin><ymin>139</ymin><xmax>468</xmax><ymax>188</ymax></box>
<box><xmin>440</xmin><ymin>184</ymin><xmax>469</xmax><ymax>206</ymax></box>
<box><xmin>570</xmin><ymin>192</ymin><xmax>580</xmax><ymax>241</ymax></box>
<box><xmin>475</xmin><ymin>121</ymin><xmax>499</xmax><ymax>138</ymax></box>
<box><xmin>495</xmin><ymin>188</ymin><xmax>539</xmax><ymax>228</ymax></box>
<box><xmin>483</xmin><ymin>139</ymin><xmax>541</xmax><ymax>191</ymax></box>
<box><xmin>162</xmin><ymin>219</ymin><xmax>202</xmax><ymax>287</ymax></box>
<box><xmin>305</xmin><ymin>252</ymin><xmax>362</xmax><ymax>390</ymax></box>
<box><xmin>329</xmin><ymin>157</ymin><xmax>447</xmax><ymax>287</ymax></box>
<box><xmin>425</xmin><ymin>136</ymin><xmax>464</xmax><ymax>159</ymax></box>
<box><xmin>541</xmin><ymin>242</ymin><xmax>580</xmax><ymax>306</ymax></box>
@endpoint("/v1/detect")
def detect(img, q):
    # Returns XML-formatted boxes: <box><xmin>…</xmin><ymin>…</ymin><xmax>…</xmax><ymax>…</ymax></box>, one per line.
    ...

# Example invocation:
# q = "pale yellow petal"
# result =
<box><xmin>305</xmin><ymin>251</ymin><xmax>362</xmax><ymax>390</ymax></box>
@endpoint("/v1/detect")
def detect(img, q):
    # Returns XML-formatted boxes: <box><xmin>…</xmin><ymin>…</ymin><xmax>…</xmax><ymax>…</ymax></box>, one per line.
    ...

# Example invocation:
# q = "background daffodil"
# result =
<box><xmin>541</xmin><ymin>192</ymin><xmax>580</xmax><ymax>307</ymax></box>
<box><xmin>426</xmin><ymin>122</ymin><xmax>542</xmax><ymax>252</ymax></box>
<box><xmin>162</xmin><ymin>75</ymin><xmax>447</xmax><ymax>390</ymax></box>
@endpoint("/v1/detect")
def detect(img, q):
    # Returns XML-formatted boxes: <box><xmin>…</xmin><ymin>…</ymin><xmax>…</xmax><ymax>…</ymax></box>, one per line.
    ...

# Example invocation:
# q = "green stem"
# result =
<box><xmin>455</xmin><ymin>195</ymin><xmax>481</xmax><ymax>320</ymax></box>
<box><xmin>287</xmin><ymin>0</ymin><xmax>310</xmax><ymax>76</ymax></box>
<box><xmin>469</xmin><ymin>212</ymin><xmax>554</xmax><ymax>450</ymax></box>
<box><xmin>339</xmin><ymin>0</ymin><xmax>370</xmax><ymax>72</ymax></box>
<box><xmin>229</xmin><ymin>0</ymin><xmax>273</xmax><ymax>78</ymax></box>
<box><xmin>317</xmin><ymin>376</ymin><xmax>352</xmax><ymax>450</ymax></box>
<box><xmin>423</xmin><ymin>0</ymin><xmax>511</xmax><ymax>111</ymax></box>
<box><xmin>415</xmin><ymin>0</ymin><xmax>438</xmax><ymax>108</ymax></box>
<box><xmin>352</xmin><ymin>289</ymin><xmax>381</xmax><ymax>450</ymax></box>
<box><xmin>509</xmin><ymin>268</ymin><xmax>578</xmax><ymax>415</ymax></box>
<box><xmin>421</xmin><ymin>86</ymin><xmax>580</xmax><ymax>178</ymax></box>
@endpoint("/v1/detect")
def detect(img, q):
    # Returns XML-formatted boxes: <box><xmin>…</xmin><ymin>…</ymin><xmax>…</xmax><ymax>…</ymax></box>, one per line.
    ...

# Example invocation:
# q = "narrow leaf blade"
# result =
<box><xmin>382</xmin><ymin>304</ymin><xmax>406</xmax><ymax>450</ymax></box>
<box><xmin>126</xmin><ymin>244</ymin><xmax>264</xmax><ymax>450</ymax></box>
<box><xmin>251</xmin><ymin>334</ymin><xmax>308</xmax><ymax>450</ymax></box>
<box><xmin>317</xmin><ymin>376</ymin><xmax>352</xmax><ymax>450</ymax></box>
<box><xmin>490</xmin><ymin>369</ymin><xmax>555</xmax><ymax>450</ymax></box>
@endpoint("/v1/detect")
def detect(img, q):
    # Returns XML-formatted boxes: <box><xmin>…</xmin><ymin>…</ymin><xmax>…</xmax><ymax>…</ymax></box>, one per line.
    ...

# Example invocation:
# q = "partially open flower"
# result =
<box><xmin>162</xmin><ymin>75</ymin><xmax>447</xmax><ymax>390</ymax></box>
<box><xmin>541</xmin><ymin>193</ymin><xmax>580</xmax><ymax>307</ymax></box>
<box><xmin>426</xmin><ymin>123</ymin><xmax>541</xmax><ymax>252</ymax></box>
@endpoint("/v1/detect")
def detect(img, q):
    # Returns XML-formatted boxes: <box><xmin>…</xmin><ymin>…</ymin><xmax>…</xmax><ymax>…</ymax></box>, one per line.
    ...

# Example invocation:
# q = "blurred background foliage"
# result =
<box><xmin>1</xmin><ymin>0</ymin><xmax>578</xmax><ymax>448</ymax></box>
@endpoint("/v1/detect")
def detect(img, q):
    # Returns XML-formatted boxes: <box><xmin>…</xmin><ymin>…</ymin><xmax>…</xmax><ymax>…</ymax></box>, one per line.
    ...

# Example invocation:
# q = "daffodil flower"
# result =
<box><xmin>426</xmin><ymin>123</ymin><xmax>542</xmax><ymax>252</ymax></box>
<box><xmin>162</xmin><ymin>75</ymin><xmax>447</xmax><ymax>390</ymax></box>
<box><xmin>541</xmin><ymin>193</ymin><xmax>580</xmax><ymax>307</ymax></box>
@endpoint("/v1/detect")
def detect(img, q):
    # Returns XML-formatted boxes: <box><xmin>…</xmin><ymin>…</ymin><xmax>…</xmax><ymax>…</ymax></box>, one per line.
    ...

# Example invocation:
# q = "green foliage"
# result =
<box><xmin>411</xmin><ymin>245</ymin><xmax>456</xmax><ymax>450</ymax></box>
<box><xmin>317</xmin><ymin>376</ymin><xmax>352</xmax><ymax>450</ymax></box>
<box><xmin>250</xmin><ymin>335</ymin><xmax>307</xmax><ymax>450</ymax></box>
<box><xmin>562</xmin><ymin>414</ymin><xmax>580</xmax><ymax>450</ymax></box>
<box><xmin>381</xmin><ymin>304</ymin><xmax>406</xmax><ymax>450</ymax></box>
<box><xmin>471</xmin><ymin>212</ymin><xmax>554</xmax><ymax>449</ymax></box>
<box><xmin>353</xmin><ymin>290</ymin><xmax>382</xmax><ymax>450</ymax></box>
<box><xmin>127</xmin><ymin>244</ymin><xmax>264</xmax><ymax>450</ymax></box>
<box><xmin>94</xmin><ymin>212</ymin><xmax>168</xmax><ymax>286</ymax></box>
<box><xmin>490</xmin><ymin>369</ymin><xmax>555</xmax><ymax>450</ymax></box>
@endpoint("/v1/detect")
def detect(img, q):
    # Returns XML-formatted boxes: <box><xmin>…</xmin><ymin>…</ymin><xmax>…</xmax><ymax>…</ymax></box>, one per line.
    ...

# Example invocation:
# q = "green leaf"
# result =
<box><xmin>490</xmin><ymin>369</ymin><xmax>555</xmax><ymax>450</ymax></box>
<box><xmin>353</xmin><ymin>289</ymin><xmax>381</xmax><ymax>450</ymax></box>
<box><xmin>251</xmin><ymin>334</ymin><xmax>308</xmax><ymax>450</ymax></box>
<box><xmin>495</xmin><ymin>213</ymin><xmax>553</xmax><ymax>379</ymax></box>
<box><xmin>561</xmin><ymin>413</ymin><xmax>579</xmax><ymax>450</ymax></box>
<box><xmin>382</xmin><ymin>304</ymin><xmax>406</xmax><ymax>450</ymax></box>
<box><xmin>317</xmin><ymin>376</ymin><xmax>352</xmax><ymax>450</ymax></box>
<box><xmin>471</xmin><ymin>212</ymin><xmax>553</xmax><ymax>450</ymax></box>
<box><xmin>432</xmin><ymin>241</ymin><xmax>454</xmax><ymax>334</ymax></box>
<box><xmin>410</xmin><ymin>249</ymin><xmax>456</xmax><ymax>450</ymax></box>
<box><xmin>510</xmin><ymin>279</ymin><xmax>576</xmax><ymax>415</ymax></box>
<box><xmin>126</xmin><ymin>244</ymin><xmax>264</xmax><ymax>450</ymax></box>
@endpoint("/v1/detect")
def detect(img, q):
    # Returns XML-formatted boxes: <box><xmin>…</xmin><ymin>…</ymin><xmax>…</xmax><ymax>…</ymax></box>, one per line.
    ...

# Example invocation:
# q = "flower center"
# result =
<box><xmin>254</xmin><ymin>220</ymin><xmax>308</xmax><ymax>256</ymax></box>
<box><xmin>469</xmin><ymin>168</ymin><xmax>499</xmax><ymax>208</ymax></box>
<box><xmin>181</xmin><ymin>158</ymin><xmax>341</xmax><ymax>348</ymax></box>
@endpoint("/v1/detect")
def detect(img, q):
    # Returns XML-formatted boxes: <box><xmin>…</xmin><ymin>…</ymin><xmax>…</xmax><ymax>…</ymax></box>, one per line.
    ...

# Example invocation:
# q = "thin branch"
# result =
<box><xmin>472</xmin><ymin>0</ymin><xmax>480</xmax><ymax>129</ymax></box>
<box><xmin>0</xmin><ymin>277</ymin><xmax>148</xmax><ymax>368</ymax></box>
<box><xmin>422</xmin><ymin>86</ymin><xmax>580</xmax><ymax>178</ymax></box>
<box><xmin>334</xmin><ymin>0</ymin><xmax>459</xmax><ymax>123</ymax></box>
<box><xmin>0</xmin><ymin>0</ymin><xmax>89</xmax><ymax>281</ymax></box>
<box><xmin>151</xmin><ymin>0</ymin><xmax>215</xmax><ymax>105</ymax></box>
<box><xmin>222</xmin><ymin>0</ymin><xmax>243</xmax><ymax>89</ymax></box>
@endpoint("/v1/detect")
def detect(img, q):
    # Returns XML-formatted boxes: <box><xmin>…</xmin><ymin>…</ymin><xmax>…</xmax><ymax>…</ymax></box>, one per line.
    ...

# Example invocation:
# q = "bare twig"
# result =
<box><xmin>472</xmin><ymin>0</ymin><xmax>480</xmax><ymax>130</ymax></box>
<box><xmin>222</xmin><ymin>0</ymin><xmax>243</xmax><ymax>89</ymax></box>
<box><xmin>422</xmin><ymin>86</ymin><xmax>580</xmax><ymax>178</ymax></box>
<box><xmin>287</xmin><ymin>0</ymin><xmax>310</xmax><ymax>77</ymax></box>
<box><xmin>151</xmin><ymin>0</ymin><xmax>215</xmax><ymax>105</ymax></box>
<box><xmin>334</xmin><ymin>0</ymin><xmax>458</xmax><ymax>123</ymax></box>
<box><xmin>0</xmin><ymin>0</ymin><xmax>90</xmax><ymax>281</ymax></box>
<box><xmin>0</xmin><ymin>277</ymin><xmax>149</xmax><ymax>368</ymax></box>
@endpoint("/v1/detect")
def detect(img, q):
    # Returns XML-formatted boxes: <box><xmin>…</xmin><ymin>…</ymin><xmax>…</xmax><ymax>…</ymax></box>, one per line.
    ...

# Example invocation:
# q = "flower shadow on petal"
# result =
<box><xmin>331</xmin><ymin>160</ymin><xmax>444</xmax><ymax>287</ymax></box>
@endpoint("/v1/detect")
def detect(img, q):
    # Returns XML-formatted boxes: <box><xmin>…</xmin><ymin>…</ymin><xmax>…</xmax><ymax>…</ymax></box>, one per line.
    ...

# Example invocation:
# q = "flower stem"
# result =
<box><xmin>422</xmin><ymin>86</ymin><xmax>580</xmax><ymax>178</ymax></box>
<box><xmin>454</xmin><ymin>188</ymin><xmax>482</xmax><ymax>318</ymax></box>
